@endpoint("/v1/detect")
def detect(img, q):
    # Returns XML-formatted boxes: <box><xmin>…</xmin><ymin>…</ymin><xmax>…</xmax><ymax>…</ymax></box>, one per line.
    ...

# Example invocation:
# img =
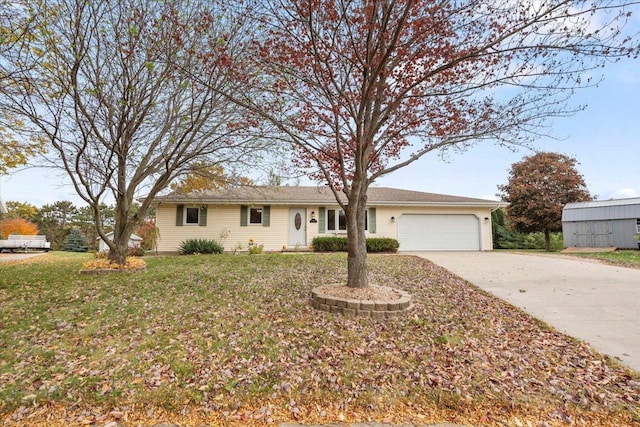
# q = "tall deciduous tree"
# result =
<box><xmin>35</xmin><ymin>201</ymin><xmax>79</xmax><ymax>250</ymax></box>
<box><xmin>217</xmin><ymin>0</ymin><xmax>638</xmax><ymax>288</ymax></box>
<box><xmin>0</xmin><ymin>217</ymin><xmax>39</xmax><ymax>238</ymax></box>
<box><xmin>497</xmin><ymin>152</ymin><xmax>592</xmax><ymax>251</ymax></box>
<box><xmin>0</xmin><ymin>0</ymin><xmax>46</xmax><ymax>172</ymax></box>
<box><xmin>0</xmin><ymin>0</ymin><xmax>269</xmax><ymax>264</ymax></box>
<box><xmin>2</xmin><ymin>201</ymin><xmax>39</xmax><ymax>221</ymax></box>
<box><xmin>74</xmin><ymin>204</ymin><xmax>117</xmax><ymax>251</ymax></box>
<box><xmin>135</xmin><ymin>220</ymin><xmax>159</xmax><ymax>252</ymax></box>
<box><xmin>169</xmin><ymin>162</ymin><xmax>254</xmax><ymax>195</ymax></box>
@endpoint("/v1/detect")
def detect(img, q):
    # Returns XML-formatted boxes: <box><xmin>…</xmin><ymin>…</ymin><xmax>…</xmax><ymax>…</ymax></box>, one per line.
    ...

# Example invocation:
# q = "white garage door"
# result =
<box><xmin>398</xmin><ymin>214</ymin><xmax>480</xmax><ymax>251</ymax></box>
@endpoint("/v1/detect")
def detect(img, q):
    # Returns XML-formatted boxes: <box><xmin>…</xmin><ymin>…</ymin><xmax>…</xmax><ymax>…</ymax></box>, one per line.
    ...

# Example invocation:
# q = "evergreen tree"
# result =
<box><xmin>62</xmin><ymin>228</ymin><xmax>88</xmax><ymax>252</ymax></box>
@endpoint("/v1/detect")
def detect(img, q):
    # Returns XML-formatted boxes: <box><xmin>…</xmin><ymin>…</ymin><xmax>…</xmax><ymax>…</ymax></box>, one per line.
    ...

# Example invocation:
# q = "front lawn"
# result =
<box><xmin>560</xmin><ymin>250</ymin><xmax>640</xmax><ymax>269</ymax></box>
<box><xmin>1</xmin><ymin>253</ymin><xmax>638</xmax><ymax>426</ymax></box>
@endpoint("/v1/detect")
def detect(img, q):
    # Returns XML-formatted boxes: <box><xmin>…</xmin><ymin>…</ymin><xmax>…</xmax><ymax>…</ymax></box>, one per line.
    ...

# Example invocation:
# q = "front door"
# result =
<box><xmin>288</xmin><ymin>208</ymin><xmax>307</xmax><ymax>247</ymax></box>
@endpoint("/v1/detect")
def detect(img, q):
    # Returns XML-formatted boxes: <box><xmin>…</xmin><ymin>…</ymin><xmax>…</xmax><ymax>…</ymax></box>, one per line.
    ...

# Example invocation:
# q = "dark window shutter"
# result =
<box><xmin>368</xmin><ymin>208</ymin><xmax>376</xmax><ymax>233</ymax></box>
<box><xmin>199</xmin><ymin>206</ymin><xmax>207</xmax><ymax>226</ymax></box>
<box><xmin>262</xmin><ymin>205</ymin><xmax>270</xmax><ymax>227</ymax></box>
<box><xmin>176</xmin><ymin>205</ymin><xmax>184</xmax><ymax>226</ymax></box>
<box><xmin>318</xmin><ymin>207</ymin><xmax>326</xmax><ymax>233</ymax></box>
<box><xmin>240</xmin><ymin>205</ymin><xmax>248</xmax><ymax>226</ymax></box>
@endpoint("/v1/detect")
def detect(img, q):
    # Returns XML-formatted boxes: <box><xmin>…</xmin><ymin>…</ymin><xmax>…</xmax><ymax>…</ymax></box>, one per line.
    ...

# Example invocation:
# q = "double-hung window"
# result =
<box><xmin>240</xmin><ymin>205</ymin><xmax>270</xmax><ymax>227</ymax></box>
<box><xmin>636</xmin><ymin>218</ymin><xmax>640</xmax><ymax>233</ymax></box>
<box><xmin>249</xmin><ymin>207</ymin><xmax>263</xmax><ymax>225</ymax></box>
<box><xmin>326</xmin><ymin>209</ymin><xmax>346</xmax><ymax>232</ymax></box>
<box><xmin>326</xmin><ymin>209</ymin><xmax>368</xmax><ymax>232</ymax></box>
<box><xmin>176</xmin><ymin>204</ymin><xmax>207</xmax><ymax>227</ymax></box>
<box><xmin>184</xmin><ymin>206</ymin><xmax>200</xmax><ymax>225</ymax></box>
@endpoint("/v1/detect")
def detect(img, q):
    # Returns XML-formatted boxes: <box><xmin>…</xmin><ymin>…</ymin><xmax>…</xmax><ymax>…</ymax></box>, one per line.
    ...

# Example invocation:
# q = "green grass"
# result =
<box><xmin>0</xmin><ymin>252</ymin><xmax>638</xmax><ymax>426</ymax></box>
<box><xmin>500</xmin><ymin>248</ymin><xmax>640</xmax><ymax>269</ymax></box>
<box><xmin>559</xmin><ymin>250</ymin><xmax>640</xmax><ymax>269</ymax></box>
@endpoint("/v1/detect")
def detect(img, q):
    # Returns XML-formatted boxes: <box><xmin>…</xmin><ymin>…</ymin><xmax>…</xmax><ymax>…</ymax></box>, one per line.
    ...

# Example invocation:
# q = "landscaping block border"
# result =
<box><xmin>310</xmin><ymin>284</ymin><xmax>412</xmax><ymax>317</ymax></box>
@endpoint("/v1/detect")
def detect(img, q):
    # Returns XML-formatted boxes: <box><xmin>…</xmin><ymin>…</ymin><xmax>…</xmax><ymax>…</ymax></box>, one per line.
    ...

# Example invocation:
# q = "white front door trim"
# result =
<box><xmin>288</xmin><ymin>208</ymin><xmax>307</xmax><ymax>247</ymax></box>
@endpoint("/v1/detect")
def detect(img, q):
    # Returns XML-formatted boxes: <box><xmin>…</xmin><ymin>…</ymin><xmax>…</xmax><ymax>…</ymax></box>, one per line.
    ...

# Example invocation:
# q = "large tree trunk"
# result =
<box><xmin>109</xmin><ymin>234</ymin><xmax>129</xmax><ymax>265</ymax></box>
<box><xmin>109</xmin><ymin>218</ymin><xmax>133</xmax><ymax>266</ymax></box>
<box><xmin>346</xmin><ymin>181</ymin><xmax>368</xmax><ymax>288</ymax></box>
<box><xmin>107</xmin><ymin>181</ymin><xmax>136</xmax><ymax>265</ymax></box>
<box><xmin>544</xmin><ymin>229</ymin><xmax>551</xmax><ymax>252</ymax></box>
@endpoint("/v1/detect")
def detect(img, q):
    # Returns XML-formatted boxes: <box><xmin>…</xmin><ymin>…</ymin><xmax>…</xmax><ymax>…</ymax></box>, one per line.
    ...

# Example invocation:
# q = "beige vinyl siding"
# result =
<box><xmin>156</xmin><ymin>203</ymin><xmax>494</xmax><ymax>253</ymax></box>
<box><xmin>309</xmin><ymin>205</ymin><xmax>493</xmax><ymax>250</ymax></box>
<box><xmin>156</xmin><ymin>204</ymin><xmax>291</xmax><ymax>253</ymax></box>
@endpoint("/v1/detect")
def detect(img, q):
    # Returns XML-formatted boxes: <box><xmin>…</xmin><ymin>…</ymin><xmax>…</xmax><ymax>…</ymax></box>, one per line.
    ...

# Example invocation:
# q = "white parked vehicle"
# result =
<box><xmin>0</xmin><ymin>235</ymin><xmax>51</xmax><ymax>252</ymax></box>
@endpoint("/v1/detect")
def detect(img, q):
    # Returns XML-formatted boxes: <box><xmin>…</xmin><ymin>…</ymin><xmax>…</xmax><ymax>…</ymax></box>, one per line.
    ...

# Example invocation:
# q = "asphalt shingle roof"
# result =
<box><xmin>152</xmin><ymin>186</ymin><xmax>500</xmax><ymax>207</ymax></box>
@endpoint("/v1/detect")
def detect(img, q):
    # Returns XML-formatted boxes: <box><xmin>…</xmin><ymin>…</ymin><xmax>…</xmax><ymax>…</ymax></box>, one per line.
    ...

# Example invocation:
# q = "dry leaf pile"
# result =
<box><xmin>81</xmin><ymin>257</ymin><xmax>147</xmax><ymax>272</ymax></box>
<box><xmin>0</xmin><ymin>253</ymin><xmax>638</xmax><ymax>426</ymax></box>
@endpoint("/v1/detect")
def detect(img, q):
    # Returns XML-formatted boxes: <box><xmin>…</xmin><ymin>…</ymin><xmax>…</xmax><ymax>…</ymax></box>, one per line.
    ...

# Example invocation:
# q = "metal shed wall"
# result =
<box><xmin>563</xmin><ymin>219</ymin><xmax>638</xmax><ymax>248</ymax></box>
<box><xmin>562</xmin><ymin>199</ymin><xmax>640</xmax><ymax>249</ymax></box>
<box><xmin>562</xmin><ymin>199</ymin><xmax>640</xmax><ymax>221</ymax></box>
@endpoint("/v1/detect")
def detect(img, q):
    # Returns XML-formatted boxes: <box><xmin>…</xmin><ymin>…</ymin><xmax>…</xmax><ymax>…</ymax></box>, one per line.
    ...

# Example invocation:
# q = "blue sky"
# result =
<box><xmin>1</xmin><ymin>54</ymin><xmax>639</xmax><ymax>208</ymax></box>
<box><xmin>378</xmin><ymin>56</ymin><xmax>640</xmax><ymax>201</ymax></box>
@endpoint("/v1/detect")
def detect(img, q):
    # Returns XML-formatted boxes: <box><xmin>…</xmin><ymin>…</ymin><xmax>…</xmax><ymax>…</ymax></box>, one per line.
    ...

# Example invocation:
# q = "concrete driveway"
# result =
<box><xmin>407</xmin><ymin>251</ymin><xmax>640</xmax><ymax>372</ymax></box>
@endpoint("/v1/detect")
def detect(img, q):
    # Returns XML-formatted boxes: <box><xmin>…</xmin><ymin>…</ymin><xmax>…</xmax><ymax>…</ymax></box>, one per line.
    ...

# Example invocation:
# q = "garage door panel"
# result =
<box><xmin>398</xmin><ymin>214</ymin><xmax>480</xmax><ymax>251</ymax></box>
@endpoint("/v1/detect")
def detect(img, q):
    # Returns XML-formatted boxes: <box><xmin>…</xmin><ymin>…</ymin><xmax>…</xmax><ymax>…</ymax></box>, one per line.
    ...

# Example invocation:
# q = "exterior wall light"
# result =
<box><xmin>391</xmin><ymin>216</ymin><xmax>396</xmax><ymax>223</ymax></box>
<box><xmin>310</xmin><ymin>211</ymin><xmax>317</xmax><ymax>223</ymax></box>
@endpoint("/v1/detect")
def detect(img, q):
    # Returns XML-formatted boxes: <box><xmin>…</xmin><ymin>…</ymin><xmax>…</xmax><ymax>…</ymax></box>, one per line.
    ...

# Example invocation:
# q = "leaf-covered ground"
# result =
<box><xmin>0</xmin><ymin>252</ymin><xmax>638</xmax><ymax>426</ymax></box>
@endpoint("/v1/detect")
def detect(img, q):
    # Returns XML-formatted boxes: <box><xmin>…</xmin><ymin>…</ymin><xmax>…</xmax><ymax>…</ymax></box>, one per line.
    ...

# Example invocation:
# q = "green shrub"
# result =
<box><xmin>366</xmin><ymin>237</ymin><xmax>399</xmax><ymax>253</ymax></box>
<box><xmin>312</xmin><ymin>236</ymin><xmax>399</xmax><ymax>253</ymax></box>
<box><xmin>496</xmin><ymin>231</ymin><xmax>563</xmax><ymax>251</ymax></box>
<box><xmin>492</xmin><ymin>210</ymin><xmax>564</xmax><ymax>251</ymax></box>
<box><xmin>312</xmin><ymin>236</ymin><xmax>348</xmax><ymax>252</ymax></box>
<box><xmin>179</xmin><ymin>238</ymin><xmax>224</xmax><ymax>255</ymax></box>
<box><xmin>248</xmin><ymin>245</ymin><xmax>264</xmax><ymax>255</ymax></box>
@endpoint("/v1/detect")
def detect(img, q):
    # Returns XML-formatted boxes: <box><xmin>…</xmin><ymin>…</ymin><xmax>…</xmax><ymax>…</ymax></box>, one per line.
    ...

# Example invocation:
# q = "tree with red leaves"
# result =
<box><xmin>498</xmin><ymin>152</ymin><xmax>592</xmax><ymax>252</ymax></box>
<box><xmin>221</xmin><ymin>1</ymin><xmax>638</xmax><ymax>287</ymax></box>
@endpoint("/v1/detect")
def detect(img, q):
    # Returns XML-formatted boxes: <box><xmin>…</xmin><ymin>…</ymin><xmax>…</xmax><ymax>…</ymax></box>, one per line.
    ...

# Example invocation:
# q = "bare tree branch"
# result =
<box><xmin>0</xmin><ymin>0</ymin><xmax>276</xmax><ymax>264</ymax></box>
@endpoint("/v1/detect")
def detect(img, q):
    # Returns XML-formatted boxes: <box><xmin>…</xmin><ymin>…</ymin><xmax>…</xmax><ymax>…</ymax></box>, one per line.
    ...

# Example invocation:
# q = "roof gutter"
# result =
<box><xmin>148</xmin><ymin>199</ymin><xmax>506</xmax><ymax>208</ymax></box>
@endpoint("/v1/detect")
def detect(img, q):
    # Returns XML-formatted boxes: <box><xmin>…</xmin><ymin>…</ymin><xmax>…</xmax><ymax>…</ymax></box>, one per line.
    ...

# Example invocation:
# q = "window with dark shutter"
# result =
<box><xmin>176</xmin><ymin>205</ymin><xmax>184</xmax><ymax>226</ymax></box>
<box><xmin>318</xmin><ymin>207</ymin><xmax>326</xmax><ymax>233</ymax></box>
<box><xmin>199</xmin><ymin>206</ymin><xmax>207</xmax><ymax>226</ymax></box>
<box><xmin>240</xmin><ymin>205</ymin><xmax>248</xmax><ymax>226</ymax></box>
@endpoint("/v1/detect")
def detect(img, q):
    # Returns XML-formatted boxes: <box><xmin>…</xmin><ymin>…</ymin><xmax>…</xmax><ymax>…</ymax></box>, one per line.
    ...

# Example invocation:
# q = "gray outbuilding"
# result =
<box><xmin>562</xmin><ymin>198</ymin><xmax>640</xmax><ymax>249</ymax></box>
<box><xmin>96</xmin><ymin>232</ymin><xmax>143</xmax><ymax>252</ymax></box>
